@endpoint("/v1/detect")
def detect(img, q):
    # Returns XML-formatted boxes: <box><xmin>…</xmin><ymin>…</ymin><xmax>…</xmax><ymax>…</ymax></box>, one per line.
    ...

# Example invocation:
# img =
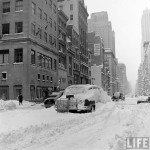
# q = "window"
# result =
<box><xmin>48</xmin><ymin>57</ymin><xmax>52</xmax><ymax>69</ymax></box>
<box><xmin>3</xmin><ymin>2</ymin><xmax>10</xmax><ymax>13</ymax></box>
<box><xmin>14</xmin><ymin>48</ymin><xmax>23</xmax><ymax>63</ymax></box>
<box><xmin>44</xmin><ymin>32</ymin><xmax>47</xmax><ymax>42</ymax></box>
<box><xmin>15</xmin><ymin>22</ymin><xmax>23</xmax><ymax>33</ymax></box>
<box><xmin>70</xmin><ymin>15</ymin><xmax>73</xmax><ymax>20</ymax></box>
<box><xmin>31</xmin><ymin>50</ymin><xmax>35</xmax><ymax>64</ymax></box>
<box><xmin>54</xmin><ymin>21</ymin><xmax>56</xmax><ymax>31</ymax></box>
<box><xmin>45</xmin><ymin>57</ymin><xmax>49</xmax><ymax>68</ymax></box>
<box><xmin>70</xmin><ymin>4</ymin><xmax>73</xmax><ymax>10</ymax></box>
<box><xmin>42</xmin><ymin>55</ymin><xmax>45</xmax><ymax>68</ymax></box>
<box><xmin>53</xmin><ymin>37</ymin><xmax>56</xmax><ymax>48</ymax></box>
<box><xmin>2</xmin><ymin>23</ymin><xmax>10</xmax><ymax>34</ymax></box>
<box><xmin>49</xmin><ymin>0</ymin><xmax>52</xmax><ymax>9</ymax></box>
<box><xmin>49</xmin><ymin>18</ymin><xmax>52</xmax><ymax>27</ymax></box>
<box><xmin>38</xmin><ymin>8</ymin><xmax>42</xmax><ymax>19</ymax></box>
<box><xmin>37</xmin><ymin>53</ymin><xmax>42</xmax><ymax>67</ymax></box>
<box><xmin>36</xmin><ymin>27</ymin><xmax>42</xmax><ymax>39</ymax></box>
<box><xmin>36</xmin><ymin>86</ymin><xmax>42</xmax><ymax>98</ymax></box>
<box><xmin>31</xmin><ymin>23</ymin><xmax>35</xmax><ymax>35</ymax></box>
<box><xmin>53</xmin><ymin>4</ymin><xmax>56</xmax><ymax>13</ymax></box>
<box><xmin>39</xmin><ymin>28</ymin><xmax>42</xmax><ymax>39</ymax></box>
<box><xmin>2</xmin><ymin>72</ymin><xmax>7</xmax><ymax>80</ymax></box>
<box><xmin>49</xmin><ymin>35</ymin><xmax>52</xmax><ymax>45</ymax></box>
<box><xmin>50</xmin><ymin>77</ymin><xmax>53</xmax><ymax>83</ymax></box>
<box><xmin>47</xmin><ymin>76</ymin><xmax>49</xmax><ymax>81</ymax></box>
<box><xmin>15</xmin><ymin>0</ymin><xmax>23</xmax><ymax>11</ymax></box>
<box><xmin>42</xmin><ymin>75</ymin><xmax>45</xmax><ymax>81</ymax></box>
<box><xmin>0</xmin><ymin>50</ymin><xmax>9</xmax><ymax>64</ymax></box>
<box><xmin>54</xmin><ymin>59</ymin><xmax>57</xmax><ymax>70</ymax></box>
<box><xmin>37</xmin><ymin>74</ymin><xmax>40</xmax><ymax>80</ymax></box>
<box><xmin>32</xmin><ymin>2</ymin><xmax>36</xmax><ymax>15</ymax></box>
<box><xmin>43</xmin><ymin>13</ymin><xmax>47</xmax><ymax>21</ymax></box>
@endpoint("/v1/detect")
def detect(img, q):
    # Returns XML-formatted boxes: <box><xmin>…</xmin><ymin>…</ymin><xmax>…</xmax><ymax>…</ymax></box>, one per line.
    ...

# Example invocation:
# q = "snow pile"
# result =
<box><xmin>0</xmin><ymin>99</ymin><xmax>5</xmax><ymax>110</ymax></box>
<box><xmin>1</xmin><ymin>97</ymin><xmax>148</xmax><ymax>150</ymax></box>
<box><xmin>100</xmin><ymin>88</ymin><xmax>111</xmax><ymax>103</ymax></box>
<box><xmin>4</xmin><ymin>100</ymin><xmax>17</xmax><ymax>110</ymax></box>
<box><xmin>0</xmin><ymin>99</ymin><xmax>16</xmax><ymax>110</ymax></box>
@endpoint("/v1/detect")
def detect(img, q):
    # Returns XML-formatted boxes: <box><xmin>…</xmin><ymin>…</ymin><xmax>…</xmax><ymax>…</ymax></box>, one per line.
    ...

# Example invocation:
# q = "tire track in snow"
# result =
<box><xmin>0</xmin><ymin>103</ymin><xmax>115</xmax><ymax>150</ymax></box>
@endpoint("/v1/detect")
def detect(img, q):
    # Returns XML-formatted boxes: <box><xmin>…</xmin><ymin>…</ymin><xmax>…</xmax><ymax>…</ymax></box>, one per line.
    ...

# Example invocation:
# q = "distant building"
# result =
<box><xmin>105</xmin><ymin>49</ymin><xmax>118</xmax><ymax>95</ymax></box>
<box><xmin>0</xmin><ymin>0</ymin><xmax>58</xmax><ymax>100</ymax></box>
<box><xmin>91</xmin><ymin>65</ymin><xmax>102</xmax><ymax>87</ymax></box>
<box><xmin>88</xmin><ymin>12</ymin><xmax>115</xmax><ymax>56</ymax></box>
<box><xmin>118</xmin><ymin>63</ymin><xmax>129</xmax><ymax>95</ymax></box>
<box><xmin>141</xmin><ymin>9</ymin><xmax>150</xmax><ymax>61</ymax></box>
<box><xmin>87</xmin><ymin>32</ymin><xmax>105</xmax><ymax>89</ymax></box>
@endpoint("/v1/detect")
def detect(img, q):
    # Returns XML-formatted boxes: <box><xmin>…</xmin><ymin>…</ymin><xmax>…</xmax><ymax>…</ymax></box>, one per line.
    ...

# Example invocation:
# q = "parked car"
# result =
<box><xmin>112</xmin><ymin>92</ymin><xmax>125</xmax><ymax>101</ymax></box>
<box><xmin>55</xmin><ymin>84</ymin><xmax>103</xmax><ymax>112</ymax></box>
<box><xmin>137</xmin><ymin>96</ymin><xmax>150</xmax><ymax>104</ymax></box>
<box><xmin>44</xmin><ymin>91</ymin><xmax>63</xmax><ymax>108</ymax></box>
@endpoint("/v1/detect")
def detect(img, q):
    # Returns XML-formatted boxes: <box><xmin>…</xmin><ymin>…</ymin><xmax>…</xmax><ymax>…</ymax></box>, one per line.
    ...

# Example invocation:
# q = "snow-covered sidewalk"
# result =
<box><xmin>0</xmin><ymin>98</ymin><xmax>150</xmax><ymax>150</ymax></box>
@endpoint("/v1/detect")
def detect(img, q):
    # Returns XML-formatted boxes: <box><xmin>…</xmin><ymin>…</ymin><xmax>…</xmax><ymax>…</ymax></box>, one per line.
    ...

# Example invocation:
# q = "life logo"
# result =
<box><xmin>126</xmin><ymin>137</ymin><xmax>149</xmax><ymax>149</ymax></box>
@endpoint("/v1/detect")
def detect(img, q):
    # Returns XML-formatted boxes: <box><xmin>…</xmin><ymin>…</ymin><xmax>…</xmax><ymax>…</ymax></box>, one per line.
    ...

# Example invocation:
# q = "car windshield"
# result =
<box><xmin>64</xmin><ymin>86</ymin><xmax>86</xmax><ymax>95</ymax></box>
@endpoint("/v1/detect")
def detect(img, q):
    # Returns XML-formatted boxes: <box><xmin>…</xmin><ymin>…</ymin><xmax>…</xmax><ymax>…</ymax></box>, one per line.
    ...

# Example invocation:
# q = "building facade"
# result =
<box><xmin>88</xmin><ymin>11</ymin><xmax>116</xmax><ymax>56</ymax></box>
<box><xmin>0</xmin><ymin>0</ymin><xmax>58</xmax><ymax>100</ymax></box>
<box><xmin>58</xmin><ymin>10</ymin><xmax>68</xmax><ymax>90</ymax></box>
<box><xmin>87</xmin><ymin>32</ymin><xmax>105</xmax><ymax>88</ymax></box>
<box><xmin>105</xmin><ymin>49</ymin><xmax>118</xmax><ymax>95</ymax></box>
<box><xmin>58</xmin><ymin>0</ymin><xmax>89</xmax><ymax>84</ymax></box>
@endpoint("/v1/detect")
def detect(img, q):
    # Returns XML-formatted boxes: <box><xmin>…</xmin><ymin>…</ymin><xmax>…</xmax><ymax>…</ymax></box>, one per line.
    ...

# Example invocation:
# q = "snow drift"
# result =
<box><xmin>0</xmin><ymin>99</ymin><xmax>16</xmax><ymax>110</ymax></box>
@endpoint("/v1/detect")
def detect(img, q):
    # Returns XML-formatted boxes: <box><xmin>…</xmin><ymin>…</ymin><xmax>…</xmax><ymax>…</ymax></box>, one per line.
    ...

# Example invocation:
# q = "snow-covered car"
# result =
<box><xmin>44</xmin><ymin>91</ymin><xmax>63</xmax><ymax>108</ymax></box>
<box><xmin>112</xmin><ymin>92</ymin><xmax>125</xmax><ymax>101</ymax></box>
<box><xmin>55</xmin><ymin>84</ymin><xmax>102</xmax><ymax>112</ymax></box>
<box><xmin>137</xmin><ymin>96</ymin><xmax>150</xmax><ymax>104</ymax></box>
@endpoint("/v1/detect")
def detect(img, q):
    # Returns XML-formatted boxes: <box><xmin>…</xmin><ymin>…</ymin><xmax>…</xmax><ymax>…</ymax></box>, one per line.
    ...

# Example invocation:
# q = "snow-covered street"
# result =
<box><xmin>0</xmin><ymin>97</ymin><xmax>150</xmax><ymax>150</ymax></box>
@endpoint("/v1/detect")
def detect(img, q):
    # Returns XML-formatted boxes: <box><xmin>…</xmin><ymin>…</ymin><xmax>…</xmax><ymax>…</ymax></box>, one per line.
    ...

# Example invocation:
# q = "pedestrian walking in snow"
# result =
<box><xmin>18</xmin><ymin>93</ymin><xmax>23</xmax><ymax>105</ymax></box>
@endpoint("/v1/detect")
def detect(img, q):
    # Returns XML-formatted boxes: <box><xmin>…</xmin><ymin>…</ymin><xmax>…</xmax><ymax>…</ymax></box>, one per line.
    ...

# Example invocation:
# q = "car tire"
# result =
<box><xmin>90</xmin><ymin>105</ymin><xmax>95</xmax><ymax>113</ymax></box>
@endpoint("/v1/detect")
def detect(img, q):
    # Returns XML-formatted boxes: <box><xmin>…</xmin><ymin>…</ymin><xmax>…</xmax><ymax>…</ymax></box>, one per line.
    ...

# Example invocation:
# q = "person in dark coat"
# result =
<box><xmin>18</xmin><ymin>93</ymin><xmax>23</xmax><ymax>105</ymax></box>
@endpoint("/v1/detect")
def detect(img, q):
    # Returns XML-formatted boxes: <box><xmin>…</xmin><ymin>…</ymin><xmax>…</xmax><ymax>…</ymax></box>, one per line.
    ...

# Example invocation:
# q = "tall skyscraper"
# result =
<box><xmin>88</xmin><ymin>11</ymin><xmax>115</xmax><ymax>56</ymax></box>
<box><xmin>141</xmin><ymin>9</ymin><xmax>150</xmax><ymax>61</ymax></box>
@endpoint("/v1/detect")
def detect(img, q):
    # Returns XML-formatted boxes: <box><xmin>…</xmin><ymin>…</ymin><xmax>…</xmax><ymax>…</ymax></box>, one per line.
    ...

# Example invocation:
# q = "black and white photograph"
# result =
<box><xmin>0</xmin><ymin>0</ymin><xmax>150</xmax><ymax>149</ymax></box>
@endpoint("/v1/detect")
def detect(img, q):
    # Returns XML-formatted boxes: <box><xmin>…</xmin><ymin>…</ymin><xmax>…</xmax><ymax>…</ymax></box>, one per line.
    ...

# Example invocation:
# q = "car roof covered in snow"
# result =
<box><xmin>66</xmin><ymin>84</ymin><xmax>99</xmax><ymax>90</ymax></box>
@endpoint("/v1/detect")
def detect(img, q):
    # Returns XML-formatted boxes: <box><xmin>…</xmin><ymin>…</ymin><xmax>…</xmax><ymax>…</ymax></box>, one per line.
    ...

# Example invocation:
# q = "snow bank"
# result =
<box><xmin>99</xmin><ymin>88</ymin><xmax>111</xmax><ymax>103</ymax></box>
<box><xmin>5</xmin><ymin>100</ymin><xmax>17</xmax><ymax>110</ymax></box>
<box><xmin>0</xmin><ymin>99</ymin><xmax>16</xmax><ymax>110</ymax></box>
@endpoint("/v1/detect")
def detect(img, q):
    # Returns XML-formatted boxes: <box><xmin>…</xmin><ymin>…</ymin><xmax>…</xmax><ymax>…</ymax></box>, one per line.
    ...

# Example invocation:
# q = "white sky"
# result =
<box><xmin>85</xmin><ymin>0</ymin><xmax>150</xmax><ymax>88</ymax></box>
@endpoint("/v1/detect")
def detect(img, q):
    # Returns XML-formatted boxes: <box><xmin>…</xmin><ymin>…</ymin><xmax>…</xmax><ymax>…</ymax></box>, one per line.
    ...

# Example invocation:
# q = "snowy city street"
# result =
<box><xmin>0</xmin><ymin>97</ymin><xmax>150</xmax><ymax>150</ymax></box>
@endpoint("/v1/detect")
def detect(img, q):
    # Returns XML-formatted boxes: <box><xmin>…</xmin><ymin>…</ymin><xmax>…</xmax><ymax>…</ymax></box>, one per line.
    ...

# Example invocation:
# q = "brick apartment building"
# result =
<box><xmin>0</xmin><ymin>0</ymin><xmax>58</xmax><ymax>101</ymax></box>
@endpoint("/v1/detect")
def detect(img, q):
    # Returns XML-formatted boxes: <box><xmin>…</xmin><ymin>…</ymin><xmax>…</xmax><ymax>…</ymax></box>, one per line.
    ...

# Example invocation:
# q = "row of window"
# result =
<box><xmin>31</xmin><ymin>23</ymin><xmax>57</xmax><ymax>47</ymax></box>
<box><xmin>2</xmin><ymin>22</ymin><xmax>23</xmax><ymax>34</ymax></box>
<box><xmin>0</xmin><ymin>71</ymin><xmax>53</xmax><ymax>84</ymax></box>
<box><xmin>0</xmin><ymin>49</ymin><xmax>57</xmax><ymax>71</ymax></box>
<box><xmin>32</xmin><ymin>2</ymin><xmax>57</xmax><ymax>31</ymax></box>
<box><xmin>37</xmin><ymin>74</ymin><xmax>53</xmax><ymax>82</ymax></box>
<box><xmin>31</xmin><ymin>50</ymin><xmax>57</xmax><ymax>71</ymax></box>
<box><xmin>3</xmin><ymin>0</ymin><xmax>23</xmax><ymax>13</ymax></box>
<box><xmin>3</xmin><ymin>0</ymin><xmax>56</xmax><ymax>14</ymax></box>
<box><xmin>2</xmin><ymin>21</ymin><xmax>57</xmax><ymax>48</ymax></box>
<box><xmin>32</xmin><ymin>0</ymin><xmax>56</xmax><ymax>17</ymax></box>
<box><xmin>0</xmin><ymin>48</ymin><xmax>22</xmax><ymax>64</ymax></box>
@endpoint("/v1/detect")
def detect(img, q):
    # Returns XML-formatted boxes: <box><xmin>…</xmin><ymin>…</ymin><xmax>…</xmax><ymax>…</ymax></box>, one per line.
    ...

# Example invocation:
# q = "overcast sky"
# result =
<box><xmin>85</xmin><ymin>0</ymin><xmax>150</xmax><ymax>88</ymax></box>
